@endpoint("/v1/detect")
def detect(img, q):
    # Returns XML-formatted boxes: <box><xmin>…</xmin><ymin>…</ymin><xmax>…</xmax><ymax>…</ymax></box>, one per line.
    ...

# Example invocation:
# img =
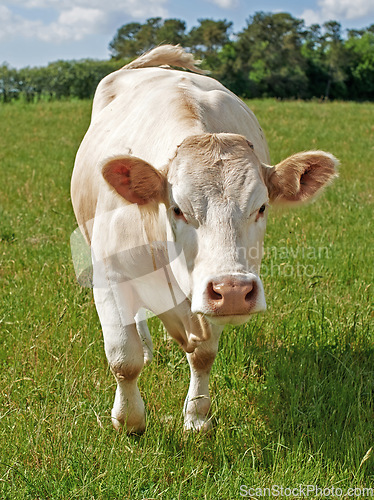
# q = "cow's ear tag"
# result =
<box><xmin>102</xmin><ymin>156</ymin><xmax>166</xmax><ymax>205</ymax></box>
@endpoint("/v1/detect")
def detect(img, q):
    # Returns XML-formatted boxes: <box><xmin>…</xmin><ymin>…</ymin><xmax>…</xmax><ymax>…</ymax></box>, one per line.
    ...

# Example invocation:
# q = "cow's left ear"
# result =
<box><xmin>263</xmin><ymin>151</ymin><xmax>339</xmax><ymax>204</ymax></box>
<box><xmin>102</xmin><ymin>155</ymin><xmax>166</xmax><ymax>205</ymax></box>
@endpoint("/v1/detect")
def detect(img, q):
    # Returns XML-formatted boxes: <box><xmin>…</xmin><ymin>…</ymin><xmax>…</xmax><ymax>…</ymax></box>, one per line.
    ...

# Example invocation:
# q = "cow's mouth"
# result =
<box><xmin>202</xmin><ymin>311</ymin><xmax>261</xmax><ymax>327</ymax></box>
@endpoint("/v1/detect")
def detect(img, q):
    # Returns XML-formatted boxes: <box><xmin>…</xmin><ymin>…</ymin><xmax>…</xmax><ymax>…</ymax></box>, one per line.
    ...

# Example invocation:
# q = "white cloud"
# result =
<box><xmin>301</xmin><ymin>8</ymin><xmax>323</xmax><ymax>26</ymax></box>
<box><xmin>206</xmin><ymin>0</ymin><xmax>239</xmax><ymax>8</ymax></box>
<box><xmin>109</xmin><ymin>0</ymin><xmax>168</xmax><ymax>19</ymax></box>
<box><xmin>38</xmin><ymin>7</ymin><xmax>106</xmax><ymax>42</ymax></box>
<box><xmin>0</xmin><ymin>5</ymin><xmax>41</xmax><ymax>41</ymax></box>
<box><xmin>1</xmin><ymin>0</ymin><xmax>168</xmax><ymax>16</ymax></box>
<box><xmin>0</xmin><ymin>5</ymin><xmax>106</xmax><ymax>42</ymax></box>
<box><xmin>319</xmin><ymin>0</ymin><xmax>374</xmax><ymax>20</ymax></box>
<box><xmin>0</xmin><ymin>0</ymin><xmax>168</xmax><ymax>43</ymax></box>
<box><xmin>302</xmin><ymin>0</ymin><xmax>374</xmax><ymax>26</ymax></box>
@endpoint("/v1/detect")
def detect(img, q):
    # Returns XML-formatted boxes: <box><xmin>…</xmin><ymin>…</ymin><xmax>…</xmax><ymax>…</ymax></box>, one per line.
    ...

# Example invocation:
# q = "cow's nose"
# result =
<box><xmin>206</xmin><ymin>276</ymin><xmax>258</xmax><ymax>316</ymax></box>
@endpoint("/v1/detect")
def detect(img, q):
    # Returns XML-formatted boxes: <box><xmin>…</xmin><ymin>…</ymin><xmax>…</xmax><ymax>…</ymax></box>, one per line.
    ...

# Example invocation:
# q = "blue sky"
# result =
<box><xmin>1</xmin><ymin>0</ymin><xmax>374</xmax><ymax>68</ymax></box>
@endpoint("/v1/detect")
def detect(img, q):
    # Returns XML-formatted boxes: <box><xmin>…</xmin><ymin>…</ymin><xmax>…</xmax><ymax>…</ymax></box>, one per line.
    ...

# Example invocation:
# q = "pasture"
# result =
<box><xmin>0</xmin><ymin>98</ymin><xmax>373</xmax><ymax>498</ymax></box>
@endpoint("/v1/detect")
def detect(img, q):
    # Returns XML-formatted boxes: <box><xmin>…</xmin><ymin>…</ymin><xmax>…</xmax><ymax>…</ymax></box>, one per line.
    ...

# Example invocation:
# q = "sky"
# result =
<box><xmin>1</xmin><ymin>0</ymin><xmax>374</xmax><ymax>68</ymax></box>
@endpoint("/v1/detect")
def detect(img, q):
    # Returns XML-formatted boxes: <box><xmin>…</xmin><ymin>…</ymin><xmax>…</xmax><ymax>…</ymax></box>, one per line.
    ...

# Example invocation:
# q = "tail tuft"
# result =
<box><xmin>122</xmin><ymin>45</ymin><xmax>207</xmax><ymax>74</ymax></box>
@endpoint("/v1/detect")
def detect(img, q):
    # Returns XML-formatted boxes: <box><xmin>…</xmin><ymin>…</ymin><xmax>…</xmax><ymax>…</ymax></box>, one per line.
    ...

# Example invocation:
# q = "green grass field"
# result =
<box><xmin>0</xmin><ymin>99</ymin><xmax>373</xmax><ymax>499</ymax></box>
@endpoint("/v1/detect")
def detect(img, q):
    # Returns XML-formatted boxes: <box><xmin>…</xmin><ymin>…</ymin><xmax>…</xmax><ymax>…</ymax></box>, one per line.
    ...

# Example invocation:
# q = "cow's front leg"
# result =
<box><xmin>108</xmin><ymin>322</ymin><xmax>145</xmax><ymax>433</ymax></box>
<box><xmin>183</xmin><ymin>328</ymin><xmax>222</xmax><ymax>432</ymax></box>
<box><xmin>93</xmin><ymin>286</ymin><xmax>145</xmax><ymax>433</ymax></box>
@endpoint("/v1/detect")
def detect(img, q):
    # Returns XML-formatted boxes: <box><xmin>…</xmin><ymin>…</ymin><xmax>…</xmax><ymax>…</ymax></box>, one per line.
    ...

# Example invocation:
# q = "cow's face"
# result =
<box><xmin>166</xmin><ymin>134</ymin><xmax>269</xmax><ymax>325</ymax></box>
<box><xmin>102</xmin><ymin>133</ymin><xmax>338</xmax><ymax>326</ymax></box>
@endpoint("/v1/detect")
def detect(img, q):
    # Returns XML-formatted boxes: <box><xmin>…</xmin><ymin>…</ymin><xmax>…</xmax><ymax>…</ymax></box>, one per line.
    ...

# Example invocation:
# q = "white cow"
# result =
<box><xmin>71</xmin><ymin>45</ymin><xmax>337</xmax><ymax>433</ymax></box>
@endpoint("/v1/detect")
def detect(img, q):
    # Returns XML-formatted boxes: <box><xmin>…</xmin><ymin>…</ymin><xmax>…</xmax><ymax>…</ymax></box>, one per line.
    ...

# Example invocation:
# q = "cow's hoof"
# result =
<box><xmin>183</xmin><ymin>415</ymin><xmax>213</xmax><ymax>433</ymax></box>
<box><xmin>111</xmin><ymin>410</ymin><xmax>146</xmax><ymax>434</ymax></box>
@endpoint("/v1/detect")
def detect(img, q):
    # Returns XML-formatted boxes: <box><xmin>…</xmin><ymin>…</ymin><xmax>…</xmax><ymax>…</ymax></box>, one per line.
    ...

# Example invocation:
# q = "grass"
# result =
<box><xmin>0</xmin><ymin>98</ymin><xmax>373</xmax><ymax>498</ymax></box>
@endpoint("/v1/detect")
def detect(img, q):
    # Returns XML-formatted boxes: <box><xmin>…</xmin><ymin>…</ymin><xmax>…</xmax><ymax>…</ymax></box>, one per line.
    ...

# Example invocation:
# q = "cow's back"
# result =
<box><xmin>91</xmin><ymin>67</ymin><xmax>270</xmax><ymax>165</ymax></box>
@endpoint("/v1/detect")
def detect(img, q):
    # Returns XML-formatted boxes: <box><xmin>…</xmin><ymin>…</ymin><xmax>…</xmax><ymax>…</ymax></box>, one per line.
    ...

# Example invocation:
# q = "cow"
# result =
<box><xmin>71</xmin><ymin>45</ymin><xmax>338</xmax><ymax>434</ymax></box>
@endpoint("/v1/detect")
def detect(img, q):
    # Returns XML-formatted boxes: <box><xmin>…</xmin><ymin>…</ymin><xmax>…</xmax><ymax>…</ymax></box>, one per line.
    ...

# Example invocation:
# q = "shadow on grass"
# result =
<box><xmin>248</xmin><ymin>343</ymin><xmax>374</xmax><ymax>476</ymax></box>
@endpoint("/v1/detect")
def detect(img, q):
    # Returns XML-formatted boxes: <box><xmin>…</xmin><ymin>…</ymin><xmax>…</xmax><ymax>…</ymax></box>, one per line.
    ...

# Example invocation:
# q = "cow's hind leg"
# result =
<box><xmin>183</xmin><ymin>329</ymin><xmax>221</xmax><ymax>432</ymax></box>
<box><xmin>93</xmin><ymin>287</ymin><xmax>146</xmax><ymax>433</ymax></box>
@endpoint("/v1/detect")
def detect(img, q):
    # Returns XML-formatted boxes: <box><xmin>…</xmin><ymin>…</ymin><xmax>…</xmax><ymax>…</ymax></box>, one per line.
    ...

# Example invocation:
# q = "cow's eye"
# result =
<box><xmin>171</xmin><ymin>205</ymin><xmax>190</xmax><ymax>223</ymax></box>
<box><xmin>172</xmin><ymin>206</ymin><xmax>188</xmax><ymax>223</ymax></box>
<box><xmin>173</xmin><ymin>206</ymin><xmax>183</xmax><ymax>217</ymax></box>
<box><xmin>258</xmin><ymin>204</ymin><xmax>266</xmax><ymax>215</ymax></box>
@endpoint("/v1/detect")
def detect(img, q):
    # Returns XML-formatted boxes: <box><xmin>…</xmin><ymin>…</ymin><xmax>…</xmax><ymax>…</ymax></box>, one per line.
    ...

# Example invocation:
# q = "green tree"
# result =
<box><xmin>187</xmin><ymin>18</ymin><xmax>233</xmax><ymax>75</ymax></box>
<box><xmin>0</xmin><ymin>64</ymin><xmax>19</xmax><ymax>102</ymax></box>
<box><xmin>109</xmin><ymin>22</ymin><xmax>142</xmax><ymax>59</ymax></box>
<box><xmin>322</xmin><ymin>21</ymin><xmax>348</xmax><ymax>98</ymax></box>
<box><xmin>345</xmin><ymin>29</ymin><xmax>374</xmax><ymax>99</ymax></box>
<box><xmin>212</xmin><ymin>42</ymin><xmax>249</xmax><ymax>95</ymax></box>
<box><xmin>156</xmin><ymin>18</ymin><xmax>186</xmax><ymax>46</ymax></box>
<box><xmin>109</xmin><ymin>18</ymin><xmax>187</xmax><ymax>60</ymax></box>
<box><xmin>46</xmin><ymin>61</ymin><xmax>76</xmax><ymax>98</ymax></box>
<box><xmin>302</xmin><ymin>24</ymin><xmax>330</xmax><ymax>98</ymax></box>
<box><xmin>18</xmin><ymin>66</ymin><xmax>50</xmax><ymax>101</ymax></box>
<box><xmin>135</xmin><ymin>17</ymin><xmax>162</xmax><ymax>53</ymax></box>
<box><xmin>236</xmin><ymin>12</ymin><xmax>308</xmax><ymax>98</ymax></box>
<box><xmin>188</xmin><ymin>19</ymin><xmax>232</xmax><ymax>55</ymax></box>
<box><xmin>69</xmin><ymin>60</ymin><xmax>124</xmax><ymax>99</ymax></box>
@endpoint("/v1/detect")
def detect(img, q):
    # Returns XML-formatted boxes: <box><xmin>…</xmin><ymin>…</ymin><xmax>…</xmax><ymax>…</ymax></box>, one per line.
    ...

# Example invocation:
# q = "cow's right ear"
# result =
<box><xmin>102</xmin><ymin>155</ymin><xmax>166</xmax><ymax>205</ymax></box>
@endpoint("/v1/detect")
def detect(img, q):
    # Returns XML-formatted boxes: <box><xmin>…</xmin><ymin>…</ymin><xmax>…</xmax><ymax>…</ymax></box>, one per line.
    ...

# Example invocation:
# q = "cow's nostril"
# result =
<box><xmin>245</xmin><ymin>282</ymin><xmax>256</xmax><ymax>302</ymax></box>
<box><xmin>208</xmin><ymin>282</ymin><xmax>223</xmax><ymax>301</ymax></box>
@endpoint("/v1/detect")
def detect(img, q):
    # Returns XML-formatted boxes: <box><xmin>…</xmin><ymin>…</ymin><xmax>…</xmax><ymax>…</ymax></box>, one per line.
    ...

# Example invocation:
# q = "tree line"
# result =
<box><xmin>1</xmin><ymin>12</ymin><xmax>373</xmax><ymax>103</ymax></box>
<box><xmin>0</xmin><ymin>59</ymin><xmax>123</xmax><ymax>103</ymax></box>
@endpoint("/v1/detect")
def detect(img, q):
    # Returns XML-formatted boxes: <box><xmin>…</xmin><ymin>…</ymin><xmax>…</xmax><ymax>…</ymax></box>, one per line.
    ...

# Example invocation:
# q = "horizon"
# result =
<box><xmin>1</xmin><ymin>0</ymin><xmax>374</xmax><ymax>69</ymax></box>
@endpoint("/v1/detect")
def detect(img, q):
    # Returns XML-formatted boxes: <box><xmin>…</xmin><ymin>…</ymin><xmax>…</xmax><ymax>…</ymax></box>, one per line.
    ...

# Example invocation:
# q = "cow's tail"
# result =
<box><xmin>122</xmin><ymin>45</ymin><xmax>207</xmax><ymax>74</ymax></box>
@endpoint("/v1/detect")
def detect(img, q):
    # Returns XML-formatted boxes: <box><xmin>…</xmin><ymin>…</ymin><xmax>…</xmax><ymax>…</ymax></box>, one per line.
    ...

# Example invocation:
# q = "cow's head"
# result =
<box><xmin>102</xmin><ymin>133</ymin><xmax>338</xmax><ymax>326</ymax></box>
